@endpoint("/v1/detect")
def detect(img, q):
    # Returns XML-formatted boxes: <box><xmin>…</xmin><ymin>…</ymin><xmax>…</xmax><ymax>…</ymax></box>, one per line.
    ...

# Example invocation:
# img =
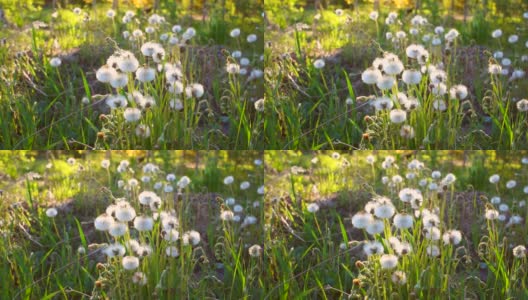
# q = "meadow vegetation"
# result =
<box><xmin>265</xmin><ymin>0</ymin><xmax>528</xmax><ymax>149</ymax></box>
<box><xmin>0</xmin><ymin>1</ymin><xmax>264</xmax><ymax>149</ymax></box>
<box><xmin>265</xmin><ymin>151</ymin><xmax>528</xmax><ymax>299</ymax></box>
<box><xmin>0</xmin><ymin>151</ymin><xmax>264</xmax><ymax>299</ymax></box>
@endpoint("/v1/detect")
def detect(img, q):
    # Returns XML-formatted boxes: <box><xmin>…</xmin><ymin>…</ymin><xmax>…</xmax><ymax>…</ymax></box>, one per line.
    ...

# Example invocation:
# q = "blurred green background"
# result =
<box><xmin>0</xmin><ymin>151</ymin><xmax>263</xmax><ymax>212</ymax></box>
<box><xmin>265</xmin><ymin>0</ymin><xmax>527</xmax><ymax>47</ymax></box>
<box><xmin>265</xmin><ymin>151</ymin><xmax>528</xmax><ymax>201</ymax></box>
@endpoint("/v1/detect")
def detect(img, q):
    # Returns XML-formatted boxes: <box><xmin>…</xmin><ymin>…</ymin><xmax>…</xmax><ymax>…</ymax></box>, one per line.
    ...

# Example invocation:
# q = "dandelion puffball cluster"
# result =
<box><xmin>92</xmin><ymin>12</ymin><xmax>264</xmax><ymax>141</ymax></box>
<box><xmin>353</xmin><ymin>13</ymin><xmax>474</xmax><ymax>141</ymax></box>
<box><xmin>351</xmin><ymin>156</ymin><xmax>461</xmax><ymax>284</ymax></box>
<box><xmin>92</xmin><ymin>158</ymin><xmax>263</xmax><ymax>285</ymax></box>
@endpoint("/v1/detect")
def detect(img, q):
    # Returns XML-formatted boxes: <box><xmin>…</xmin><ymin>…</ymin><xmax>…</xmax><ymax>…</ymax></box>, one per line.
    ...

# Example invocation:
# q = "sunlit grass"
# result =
<box><xmin>265</xmin><ymin>150</ymin><xmax>528</xmax><ymax>299</ymax></box>
<box><xmin>265</xmin><ymin>4</ymin><xmax>528</xmax><ymax>149</ymax></box>
<box><xmin>0</xmin><ymin>3</ymin><xmax>264</xmax><ymax>150</ymax></box>
<box><xmin>0</xmin><ymin>151</ymin><xmax>264</xmax><ymax>299</ymax></box>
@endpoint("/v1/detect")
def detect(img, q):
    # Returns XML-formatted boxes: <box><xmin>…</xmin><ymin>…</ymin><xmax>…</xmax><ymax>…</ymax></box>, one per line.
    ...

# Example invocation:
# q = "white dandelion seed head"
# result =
<box><xmin>424</xmin><ymin>226</ymin><xmax>441</xmax><ymax>240</ymax></box>
<box><xmin>163</xmin><ymin>185</ymin><xmax>174</xmax><ymax>193</ymax></box>
<box><xmin>508</xmin><ymin>34</ymin><xmax>518</xmax><ymax>43</ymax></box>
<box><xmin>395</xmin><ymin>242</ymin><xmax>412</xmax><ymax>256</ymax></box>
<box><xmin>489</xmin><ymin>174</ymin><xmax>500</xmax><ymax>184</ymax></box>
<box><xmin>393</xmin><ymin>213</ymin><xmax>413</xmax><ymax>229</ymax></box>
<box><xmin>444</xmin><ymin>28</ymin><xmax>459</xmax><ymax>41</ymax></box>
<box><xmin>432</xmin><ymin>99</ymin><xmax>447</xmax><ymax>111</ymax></box>
<box><xmin>122</xmin><ymin>256</ymin><xmax>140</xmax><ymax>270</ymax></box>
<box><xmin>509</xmin><ymin>215</ymin><xmax>523</xmax><ymax>225</ymax></box>
<box><xmin>405</xmin><ymin>44</ymin><xmax>425</xmax><ymax>59</ymax></box>
<box><xmin>363</xmin><ymin>240</ymin><xmax>384</xmax><ymax>256</ymax></box>
<box><xmin>488</xmin><ymin>64</ymin><xmax>502</xmax><ymax>75</ymax></box>
<box><xmin>511</xmin><ymin>69</ymin><xmax>525</xmax><ymax>80</ymax></box>
<box><xmin>106</xmin><ymin>95</ymin><xmax>128</xmax><ymax>109</ymax></box>
<box><xmin>392</xmin><ymin>175</ymin><xmax>403</xmax><ymax>184</ymax></box>
<box><xmin>313</xmin><ymin>59</ymin><xmax>325</xmax><ymax>69</ymax></box>
<box><xmin>361</xmin><ymin>67</ymin><xmax>382</xmax><ymax>84</ymax></box>
<box><xmin>372</xmin><ymin>95</ymin><xmax>394</xmax><ymax>111</ymax></box>
<box><xmin>396</xmin><ymin>31</ymin><xmax>407</xmax><ymax>39</ymax></box>
<box><xmin>516</xmin><ymin>99</ymin><xmax>528</xmax><ymax>112</ymax></box>
<box><xmin>109</xmin><ymin>222</ymin><xmax>128</xmax><ymax>237</ymax></box>
<box><xmin>169</xmin><ymin>98</ymin><xmax>183</xmax><ymax>111</ymax></box>
<box><xmin>115</xmin><ymin>202</ymin><xmax>136</xmax><ymax>222</ymax></box>
<box><xmin>352</xmin><ymin>211</ymin><xmax>374</xmax><ymax>229</ymax></box>
<box><xmin>398</xmin><ymin>188</ymin><xmax>417</xmax><ymax>202</ymax></box>
<box><xmin>226</xmin><ymin>63</ymin><xmax>240</xmax><ymax>74</ymax></box>
<box><xmin>248</xmin><ymin>245</ymin><xmax>262</xmax><ymax>257</ymax></box>
<box><xmin>449</xmin><ymin>84</ymin><xmax>468</xmax><ymax>100</ymax></box>
<box><xmin>392</xmin><ymin>271</ymin><xmax>407</xmax><ymax>285</ymax></box>
<box><xmin>366</xmin><ymin>219</ymin><xmax>385</xmax><ymax>235</ymax></box>
<box><xmin>389</xmin><ymin>109</ymin><xmax>407</xmax><ymax>124</ymax></box>
<box><xmin>422</xmin><ymin>34</ymin><xmax>431</xmax><ymax>42</ymax></box>
<box><xmin>230</xmin><ymin>28</ymin><xmax>241</xmax><ymax>38</ymax></box>
<box><xmin>49</xmin><ymin>57</ymin><xmax>61</xmax><ymax>67</ymax></box>
<box><xmin>116</xmin><ymin>51</ymin><xmax>139</xmax><ymax>73</ymax></box>
<box><xmin>132</xmin><ymin>272</ymin><xmax>147</xmax><ymax>285</ymax></box>
<box><xmin>422</xmin><ymin>213</ymin><xmax>440</xmax><ymax>228</ymax></box>
<box><xmin>426</xmin><ymin>245</ymin><xmax>440</xmax><ymax>257</ymax></box>
<box><xmin>501</xmin><ymin>58</ymin><xmax>512</xmax><ymax>67</ymax></box>
<box><xmin>163</xmin><ymin>229</ymin><xmax>180</xmax><ymax>242</ymax></box>
<box><xmin>485</xmin><ymin>209</ymin><xmax>499</xmax><ymax>220</ymax></box>
<box><xmin>442</xmin><ymin>230</ymin><xmax>462</xmax><ymax>245</ymax></box>
<box><xmin>95</xmin><ymin>213</ymin><xmax>114</xmax><ymax>231</ymax></box>
<box><xmin>307</xmin><ymin>203</ymin><xmax>320</xmax><ymax>213</ymax></box>
<box><xmin>493</xmin><ymin>51</ymin><xmax>504</xmax><ymax>59</ymax></box>
<box><xmin>430</xmin><ymin>69</ymin><xmax>447</xmax><ymax>84</ymax></box>
<box><xmin>492</xmin><ymin>29</ymin><xmax>502</xmax><ymax>38</ymax></box>
<box><xmin>223</xmin><ymin>176</ymin><xmax>234</xmax><ymax>185</ymax></box>
<box><xmin>110</xmin><ymin>72</ymin><xmax>128</xmax><ymax>88</ymax></box>
<box><xmin>255</xmin><ymin>98</ymin><xmax>265</xmax><ymax>112</ymax></box>
<box><xmin>402</xmin><ymin>69</ymin><xmax>422</xmax><ymax>85</ymax></box>
<box><xmin>382</xmin><ymin>56</ymin><xmax>404</xmax><ymax>75</ymax></box>
<box><xmin>246</xmin><ymin>34</ymin><xmax>257</xmax><ymax>43</ymax></box>
<box><xmin>490</xmin><ymin>196</ymin><xmax>501</xmax><ymax>204</ymax></box>
<box><xmin>240</xmin><ymin>181</ymin><xmax>250</xmax><ymax>190</ymax></box>
<box><xmin>400</xmin><ymin>125</ymin><xmax>415</xmax><ymax>139</ymax></box>
<box><xmin>46</xmin><ymin>208</ymin><xmax>58</xmax><ymax>217</ymax></box>
<box><xmin>133</xmin><ymin>215</ymin><xmax>154</xmax><ymax>231</ymax></box>
<box><xmin>220</xmin><ymin>210</ymin><xmax>234</xmax><ymax>221</ymax></box>
<box><xmin>506</xmin><ymin>180</ymin><xmax>517</xmax><ymax>189</ymax></box>
<box><xmin>513</xmin><ymin>245</ymin><xmax>526</xmax><ymax>258</ymax></box>
<box><xmin>136</xmin><ymin>67</ymin><xmax>156</xmax><ymax>82</ymax></box>
<box><xmin>166</xmin><ymin>246</ymin><xmax>179</xmax><ymax>257</ymax></box>
<box><xmin>441</xmin><ymin>173</ymin><xmax>456</xmax><ymax>185</ymax></box>
<box><xmin>182</xmin><ymin>230</ymin><xmax>201</xmax><ymax>246</ymax></box>
<box><xmin>123</xmin><ymin>108</ymin><xmax>142</xmax><ymax>122</ymax></box>
<box><xmin>96</xmin><ymin>65</ymin><xmax>118</xmax><ymax>83</ymax></box>
<box><xmin>101</xmin><ymin>159</ymin><xmax>110</xmax><ymax>169</ymax></box>
<box><xmin>177</xmin><ymin>176</ymin><xmax>191</xmax><ymax>189</ymax></box>
<box><xmin>104</xmin><ymin>243</ymin><xmax>125</xmax><ymax>258</ymax></box>
<box><xmin>380</xmin><ymin>254</ymin><xmax>398</xmax><ymax>269</ymax></box>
